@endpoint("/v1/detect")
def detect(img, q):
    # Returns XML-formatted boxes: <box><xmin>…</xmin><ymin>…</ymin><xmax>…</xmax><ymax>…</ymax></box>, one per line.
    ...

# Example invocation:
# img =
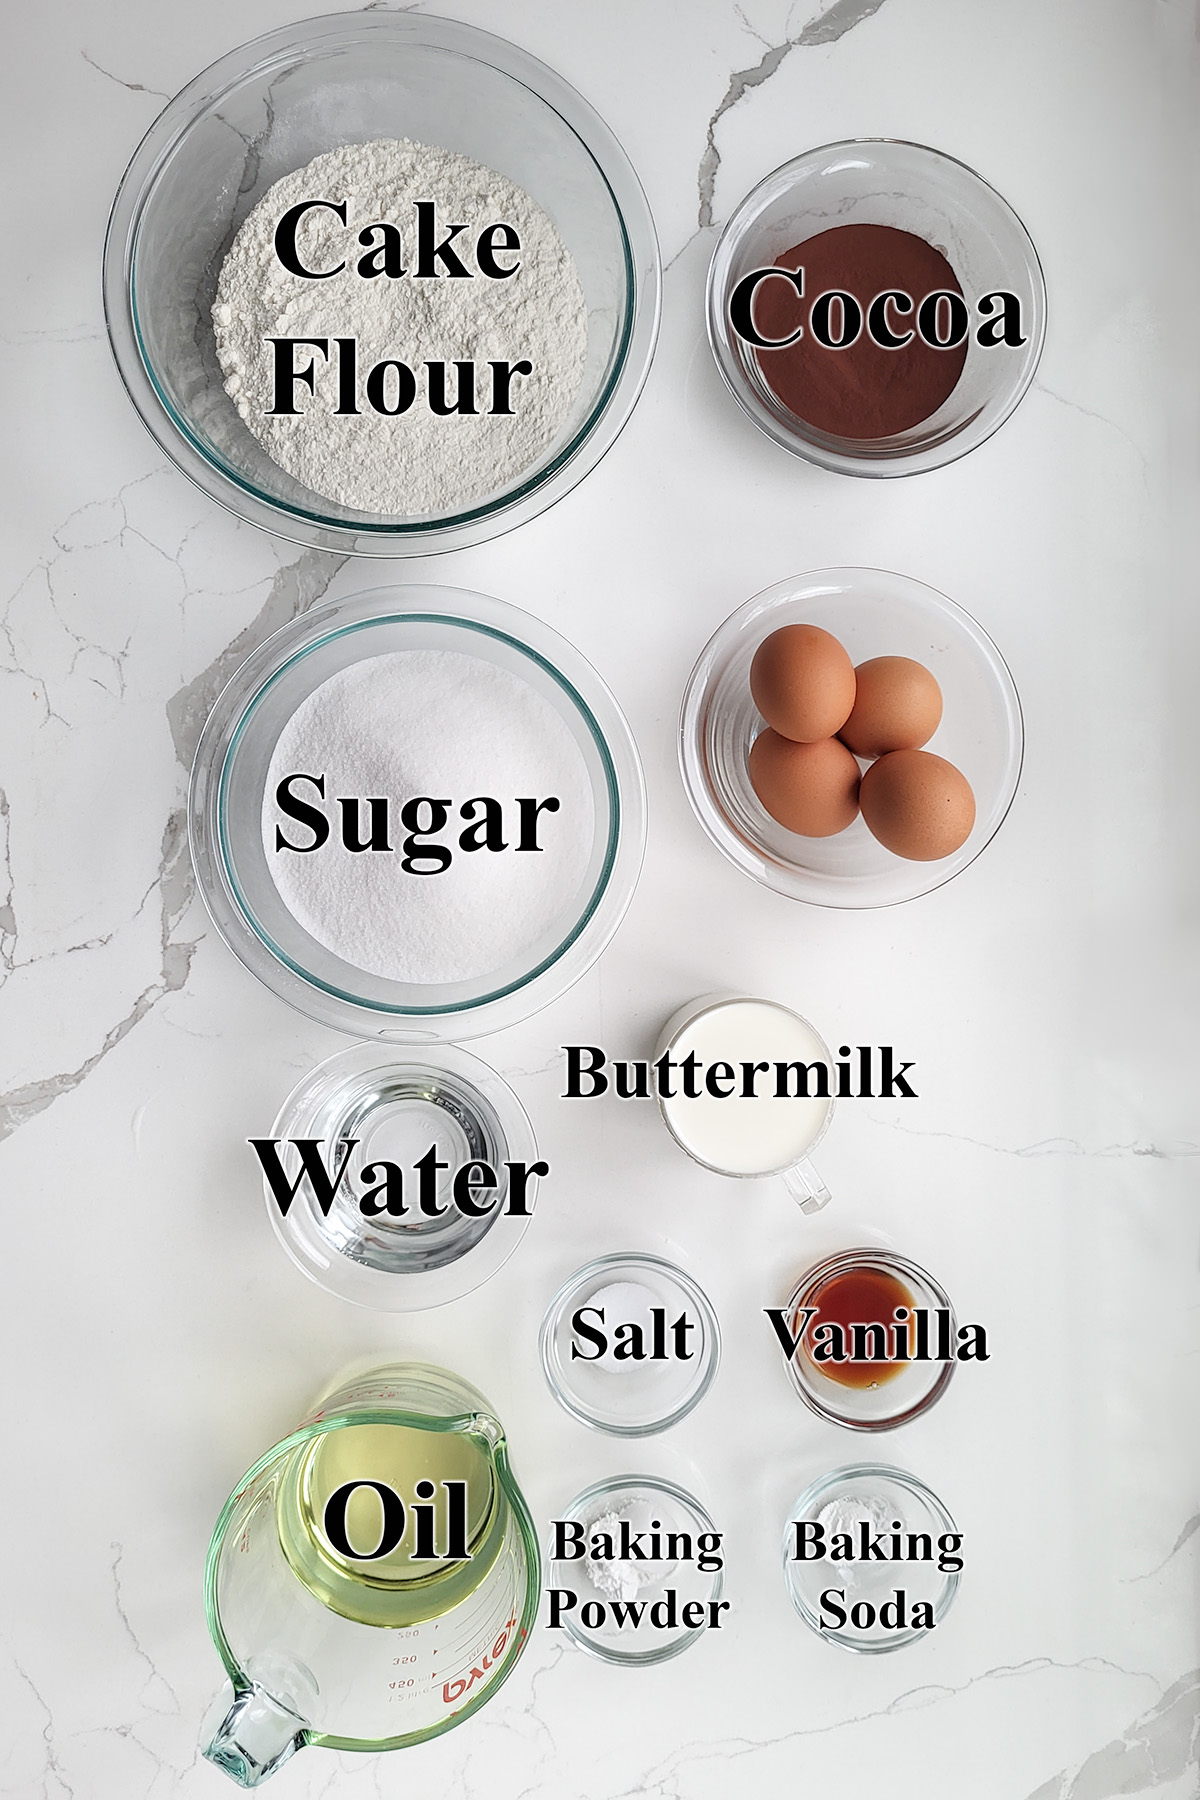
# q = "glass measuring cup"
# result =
<box><xmin>654</xmin><ymin>995</ymin><xmax>835</xmax><ymax>1212</ymax></box>
<box><xmin>201</xmin><ymin>1363</ymin><xmax>539</xmax><ymax>1786</ymax></box>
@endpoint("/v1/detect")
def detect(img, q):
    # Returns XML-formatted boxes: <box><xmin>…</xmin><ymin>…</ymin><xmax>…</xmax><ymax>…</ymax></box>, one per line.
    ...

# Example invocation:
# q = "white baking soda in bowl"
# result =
<box><xmin>656</xmin><ymin>998</ymin><xmax>833</xmax><ymax>1176</ymax></box>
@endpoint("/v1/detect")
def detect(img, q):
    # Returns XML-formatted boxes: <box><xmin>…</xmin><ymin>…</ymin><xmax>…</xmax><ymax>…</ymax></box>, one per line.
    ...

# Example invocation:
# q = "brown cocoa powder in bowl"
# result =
<box><xmin>753</xmin><ymin>223</ymin><xmax>967</xmax><ymax>439</ymax></box>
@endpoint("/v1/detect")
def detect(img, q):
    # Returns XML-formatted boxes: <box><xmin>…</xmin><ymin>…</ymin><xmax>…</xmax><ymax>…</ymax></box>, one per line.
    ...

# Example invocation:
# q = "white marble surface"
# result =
<box><xmin>2</xmin><ymin>0</ymin><xmax>1198</xmax><ymax>1795</ymax></box>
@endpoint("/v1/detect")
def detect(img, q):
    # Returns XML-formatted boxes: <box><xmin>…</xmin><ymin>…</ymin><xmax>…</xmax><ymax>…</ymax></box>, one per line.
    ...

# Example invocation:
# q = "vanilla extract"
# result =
<box><xmin>765</xmin><ymin>1302</ymin><xmax>988</xmax><ymax>1373</ymax></box>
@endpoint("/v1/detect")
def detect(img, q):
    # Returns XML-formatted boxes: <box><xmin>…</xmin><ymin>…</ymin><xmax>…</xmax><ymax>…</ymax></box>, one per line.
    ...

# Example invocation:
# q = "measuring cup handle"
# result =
<box><xmin>782</xmin><ymin>1157</ymin><xmax>832</xmax><ymax>1215</ymax></box>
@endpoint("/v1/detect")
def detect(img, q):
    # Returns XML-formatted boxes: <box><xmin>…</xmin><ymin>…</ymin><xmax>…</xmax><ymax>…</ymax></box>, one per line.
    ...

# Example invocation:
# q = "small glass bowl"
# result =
<box><xmin>188</xmin><ymin>586</ymin><xmax>646</xmax><ymax>1040</ymax></box>
<box><xmin>539</xmin><ymin>1254</ymin><xmax>721</xmax><ymax>1436</ymax></box>
<box><xmin>706</xmin><ymin>139</ymin><xmax>1045</xmax><ymax>477</ymax></box>
<box><xmin>549</xmin><ymin>1475</ymin><xmax>724</xmax><ymax>1665</ymax></box>
<box><xmin>679</xmin><ymin>566</ymin><xmax>1023</xmax><ymax>908</ymax></box>
<box><xmin>262</xmin><ymin>1042</ymin><xmax>540</xmax><ymax>1309</ymax></box>
<box><xmin>103</xmin><ymin>12</ymin><xmax>660</xmax><ymax>555</ymax></box>
<box><xmin>780</xmin><ymin>1248</ymin><xmax>957</xmax><ymax>1430</ymax></box>
<box><xmin>782</xmin><ymin>1464</ymin><xmax>961</xmax><ymax>1653</ymax></box>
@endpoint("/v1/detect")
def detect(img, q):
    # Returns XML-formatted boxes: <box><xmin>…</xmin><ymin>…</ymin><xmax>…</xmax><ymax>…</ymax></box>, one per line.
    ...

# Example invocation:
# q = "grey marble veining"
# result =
<box><xmin>697</xmin><ymin>0</ymin><xmax>892</xmax><ymax>226</ymax></box>
<box><xmin>1028</xmin><ymin>1673</ymin><xmax>1200</xmax><ymax>1800</ymax></box>
<box><xmin>0</xmin><ymin>0</ymin><xmax>1194</xmax><ymax>1796</ymax></box>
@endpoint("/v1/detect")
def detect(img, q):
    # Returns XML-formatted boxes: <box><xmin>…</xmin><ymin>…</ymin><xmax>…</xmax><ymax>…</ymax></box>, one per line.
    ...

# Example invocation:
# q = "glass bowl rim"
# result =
<box><xmin>781</xmin><ymin>1460</ymin><xmax>961</xmax><ymax>1653</ymax></box>
<box><xmin>548</xmin><ymin>1471</ymin><xmax>724</xmax><ymax>1665</ymax></box>
<box><xmin>263</xmin><ymin>1039</ymin><xmax>541</xmax><ymax>1311</ymax></box>
<box><xmin>188</xmin><ymin>584</ymin><xmax>647</xmax><ymax>1040</ymax></box>
<box><xmin>103</xmin><ymin>8</ymin><xmax>662</xmax><ymax>555</ymax></box>
<box><xmin>781</xmin><ymin>1246</ymin><xmax>958</xmax><ymax>1431</ymax></box>
<box><xmin>704</xmin><ymin>135</ymin><xmax>1047</xmax><ymax>479</ymax></box>
<box><xmin>217</xmin><ymin>613</ymin><xmax>620</xmax><ymax>1012</ymax></box>
<box><xmin>538</xmin><ymin>1251</ymin><xmax>722</xmax><ymax>1437</ymax></box>
<box><xmin>677</xmin><ymin>563</ymin><xmax>1025</xmax><ymax>911</ymax></box>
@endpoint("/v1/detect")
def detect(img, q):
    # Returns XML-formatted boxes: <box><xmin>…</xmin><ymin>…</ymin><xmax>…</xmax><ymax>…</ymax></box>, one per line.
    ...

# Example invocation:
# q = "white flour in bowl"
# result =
<box><xmin>214</xmin><ymin>138</ymin><xmax>588</xmax><ymax>515</ymax></box>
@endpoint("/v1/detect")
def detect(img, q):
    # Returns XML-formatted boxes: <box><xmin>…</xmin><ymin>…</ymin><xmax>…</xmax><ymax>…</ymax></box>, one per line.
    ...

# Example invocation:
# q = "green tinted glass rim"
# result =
<box><xmin>204</xmin><ymin>1407</ymin><xmax>542</xmax><ymax>1753</ymax></box>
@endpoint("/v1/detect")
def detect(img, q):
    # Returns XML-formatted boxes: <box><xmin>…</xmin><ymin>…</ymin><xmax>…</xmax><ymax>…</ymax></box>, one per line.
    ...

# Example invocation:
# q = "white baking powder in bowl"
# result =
<box><xmin>214</xmin><ymin>138</ymin><xmax>588</xmax><ymax>515</ymax></box>
<box><xmin>261</xmin><ymin>649</ymin><xmax>596</xmax><ymax>986</ymax></box>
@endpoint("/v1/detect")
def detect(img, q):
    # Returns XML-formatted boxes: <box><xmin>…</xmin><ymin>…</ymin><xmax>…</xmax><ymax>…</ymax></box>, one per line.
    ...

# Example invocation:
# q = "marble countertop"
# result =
<box><xmin>2</xmin><ymin>1</ymin><xmax>1197</xmax><ymax>1795</ymax></box>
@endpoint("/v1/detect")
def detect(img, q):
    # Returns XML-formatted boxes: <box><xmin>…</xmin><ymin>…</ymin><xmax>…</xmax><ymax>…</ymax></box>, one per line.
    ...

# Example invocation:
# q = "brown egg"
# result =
<box><xmin>840</xmin><ymin>656</ymin><xmax>943</xmax><ymax>757</ymax></box>
<box><xmin>859</xmin><ymin>750</ymin><xmax>975</xmax><ymax>861</ymax></box>
<box><xmin>749</xmin><ymin>624</ymin><xmax>856</xmax><ymax>743</ymax></box>
<box><xmin>748</xmin><ymin>729</ymin><xmax>861</xmax><ymax>837</ymax></box>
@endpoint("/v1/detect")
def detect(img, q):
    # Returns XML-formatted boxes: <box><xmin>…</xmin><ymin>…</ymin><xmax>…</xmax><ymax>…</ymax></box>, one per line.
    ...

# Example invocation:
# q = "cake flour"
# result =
<box><xmin>214</xmin><ymin>138</ymin><xmax>588</xmax><ymax>515</ymax></box>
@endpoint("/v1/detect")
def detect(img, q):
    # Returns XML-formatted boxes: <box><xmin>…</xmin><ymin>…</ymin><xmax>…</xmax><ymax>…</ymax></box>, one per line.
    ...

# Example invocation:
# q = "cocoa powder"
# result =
<box><xmin>753</xmin><ymin>223</ymin><xmax>966</xmax><ymax>439</ymax></box>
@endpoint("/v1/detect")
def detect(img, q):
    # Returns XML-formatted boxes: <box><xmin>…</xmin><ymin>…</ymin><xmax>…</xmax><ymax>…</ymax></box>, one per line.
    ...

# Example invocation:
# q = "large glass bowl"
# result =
<box><xmin>103</xmin><ymin>12</ymin><xmax>660</xmax><ymax>555</ymax></box>
<box><xmin>706</xmin><ymin>140</ymin><xmax>1045</xmax><ymax>477</ymax></box>
<box><xmin>679</xmin><ymin>567</ymin><xmax>1023</xmax><ymax>908</ymax></box>
<box><xmin>188</xmin><ymin>585</ymin><xmax>646</xmax><ymax>1039</ymax></box>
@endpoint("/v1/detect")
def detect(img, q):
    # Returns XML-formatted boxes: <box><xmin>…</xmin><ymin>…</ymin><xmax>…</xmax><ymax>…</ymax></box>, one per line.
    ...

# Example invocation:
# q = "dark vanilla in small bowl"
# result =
<box><xmin>779</xmin><ymin>1248</ymin><xmax>958</xmax><ymax>1429</ymax></box>
<box><xmin>706</xmin><ymin>140</ymin><xmax>1045</xmax><ymax>477</ymax></box>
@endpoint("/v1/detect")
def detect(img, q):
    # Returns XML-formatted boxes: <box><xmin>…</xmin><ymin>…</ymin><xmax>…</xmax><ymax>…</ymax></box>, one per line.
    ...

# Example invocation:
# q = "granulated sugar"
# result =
<box><xmin>262</xmin><ymin>649</ymin><xmax>595</xmax><ymax>986</ymax></box>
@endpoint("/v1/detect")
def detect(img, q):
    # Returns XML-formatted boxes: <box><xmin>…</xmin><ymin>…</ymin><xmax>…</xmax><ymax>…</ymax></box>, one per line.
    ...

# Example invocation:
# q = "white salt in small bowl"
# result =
<box><xmin>188</xmin><ymin>586</ymin><xmax>646</xmax><ymax>1041</ymax></box>
<box><xmin>539</xmin><ymin>1254</ymin><xmax>721</xmax><ymax>1436</ymax></box>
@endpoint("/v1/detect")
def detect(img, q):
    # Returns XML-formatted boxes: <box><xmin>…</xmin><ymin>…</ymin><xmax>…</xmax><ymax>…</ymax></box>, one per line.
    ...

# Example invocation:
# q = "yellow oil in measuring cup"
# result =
<box><xmin>276</xmin><ymin>1421</ymin><xmax>505</xmax><ymax>1628</ymax></box>
<box><xmin>203</xmin><ymin>1365</ymin><xmax>540</xmax><ymax>1784</ymax></box>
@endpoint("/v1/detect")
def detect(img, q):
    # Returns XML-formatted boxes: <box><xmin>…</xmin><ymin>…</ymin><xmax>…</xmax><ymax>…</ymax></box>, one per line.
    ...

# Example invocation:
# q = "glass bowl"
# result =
<box><xmin>103</xmin><ymin>11</ymin><xmax>660</xmax><ymax>555</ymax></box>
<box><xmin>780</xmin><ymin>1248</ymin><xmax>957</xmax><ymax>1430</ymax></box>
<box><xmin>188</xmin><ymin>585</ymin><xmax>646</xmax><ymax>1039</ymax></box>
<box><xmin>706</xmin><ymin>139</ymin><xmax>1045</xmax><ymax>477</ymax></box>
<box><xmin>539</xmin><ymin>1253</ymin><xmax>721</xmax><ymax>1436</ymax></box>
<box><xmin>549</xmin><ymin>1475</ymin><xmax>724</xmax><ymax>1665</ymax></box>
<box><xmin>679</xmin><ymin>567</ymin><xmax>1023</xmax><ymax>908</ymax></box>
<box><xmin>782</xmin><ymin>1464</ymin><xmax>961</xmax><ymax>1653</ymax></box>
<box><xmin>262</xmin><ymin>1042</ymin><xmax>540</xmax><ymax>1310</ymax></box>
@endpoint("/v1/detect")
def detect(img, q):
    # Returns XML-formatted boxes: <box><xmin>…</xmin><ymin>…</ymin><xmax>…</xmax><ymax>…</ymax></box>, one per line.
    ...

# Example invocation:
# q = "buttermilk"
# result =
<box><xmin>562</xmin><ymin>1042</ymin><xmax>918</xmax><ymax>1100</ymax></box>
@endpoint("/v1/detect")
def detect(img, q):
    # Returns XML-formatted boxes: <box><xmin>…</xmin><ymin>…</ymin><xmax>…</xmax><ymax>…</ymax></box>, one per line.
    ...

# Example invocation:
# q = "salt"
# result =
<box><xmin>582</xmin><ymin>1280</ymin><xmax>661</xmax><ymax>1374</ymax></box>
<box><xmin>262</xmin><ymin>648</ymin><xmax>594</xmax><ymax>985</ymax></box>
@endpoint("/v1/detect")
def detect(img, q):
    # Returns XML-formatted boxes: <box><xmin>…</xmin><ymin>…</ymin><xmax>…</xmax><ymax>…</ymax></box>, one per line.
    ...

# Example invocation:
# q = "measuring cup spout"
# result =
<box><xmin>202</xmin><ymin>1678</ymin><xmax>309</xmax><ymax>1787</ymax></box>
<box><xmin>470</xmin><ymin>1410</ymin><xmax>504</xmax><ymax>1449</ymax></box>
